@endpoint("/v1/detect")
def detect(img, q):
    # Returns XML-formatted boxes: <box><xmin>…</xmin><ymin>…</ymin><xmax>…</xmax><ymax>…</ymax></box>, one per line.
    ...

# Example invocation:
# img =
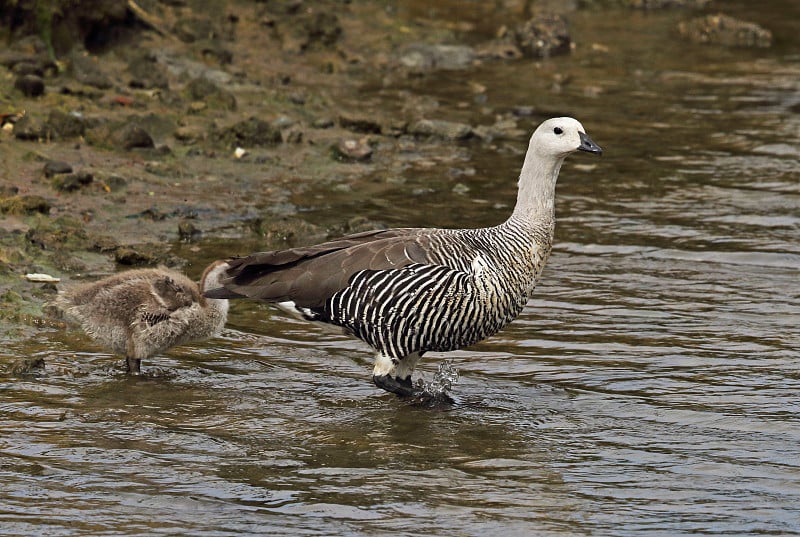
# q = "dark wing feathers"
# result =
<box><xmin>212</xmin><ymin>228</ymin><xmax>439</xmax><ymax>307</ymax></box>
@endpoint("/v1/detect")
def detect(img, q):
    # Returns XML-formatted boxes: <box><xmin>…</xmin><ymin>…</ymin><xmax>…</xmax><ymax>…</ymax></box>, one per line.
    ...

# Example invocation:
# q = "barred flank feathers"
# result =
<box><xmin>321</xmin><ymin>217</ymin><xmax>551</xmax><ymax>360</ymax></box>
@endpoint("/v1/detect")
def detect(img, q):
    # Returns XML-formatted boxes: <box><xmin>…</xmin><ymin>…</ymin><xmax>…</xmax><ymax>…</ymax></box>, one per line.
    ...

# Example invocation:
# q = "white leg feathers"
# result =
<box><xmin>372</xmin><ymin>352</ymin><xmax>422</xmax><ymax>381</ymax></box>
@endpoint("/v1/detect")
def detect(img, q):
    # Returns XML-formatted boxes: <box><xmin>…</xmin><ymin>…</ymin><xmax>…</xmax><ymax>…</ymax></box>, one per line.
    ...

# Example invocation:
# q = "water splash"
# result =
<box><xmin>413</xmin><ymin>360</ymin><xmax>459</xmax><ymax>405</ymax></box>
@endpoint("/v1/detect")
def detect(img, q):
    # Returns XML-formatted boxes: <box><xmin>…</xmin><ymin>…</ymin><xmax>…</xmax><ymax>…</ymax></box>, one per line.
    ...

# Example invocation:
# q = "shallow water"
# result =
<box><xmin>2</xmin><ymin>2</ymin><xmax>800</xmax><ymax>536</ymax></box>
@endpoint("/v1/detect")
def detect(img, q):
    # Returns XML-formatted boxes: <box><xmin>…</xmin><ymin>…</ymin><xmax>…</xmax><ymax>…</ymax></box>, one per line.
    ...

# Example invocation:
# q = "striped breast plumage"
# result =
<box><xmin>321</xmin><ymin>221</ymin><xmax>552</xmax><ymax>359</ymax></box>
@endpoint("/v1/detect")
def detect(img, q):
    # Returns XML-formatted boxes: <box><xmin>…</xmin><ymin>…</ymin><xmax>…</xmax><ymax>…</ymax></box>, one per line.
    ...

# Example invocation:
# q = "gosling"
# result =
<box><xmin>50</xmin><ymin>260</ymin><xmax>229</xmax><ymax>373</ymax></box>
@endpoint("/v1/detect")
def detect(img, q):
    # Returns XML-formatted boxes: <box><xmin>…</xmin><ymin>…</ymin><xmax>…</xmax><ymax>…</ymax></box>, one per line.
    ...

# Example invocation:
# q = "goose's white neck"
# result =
<box><xmin>510</xmin><ymin>146</ymin><xmax>566</xmax><ymax>222</ymax></box>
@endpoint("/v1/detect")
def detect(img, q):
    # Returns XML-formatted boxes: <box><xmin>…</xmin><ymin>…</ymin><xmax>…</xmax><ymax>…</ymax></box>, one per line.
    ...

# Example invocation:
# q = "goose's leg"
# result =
<box><xmin>372</xmin><ymin>352</ymin><xmax>423</xmax><ymax>397</ymax></box>
<box><xmin>126</xmin><ymin>356</ymin><xmax>142</xmax><ymax>374</ymax></box>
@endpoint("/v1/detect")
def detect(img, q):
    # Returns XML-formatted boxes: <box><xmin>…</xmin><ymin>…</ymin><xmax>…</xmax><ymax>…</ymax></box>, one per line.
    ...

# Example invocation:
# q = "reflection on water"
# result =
<box><xmin>3</xmin><ymin>2</ymin><xmax>800</xmax><ymax>536</ymax></box>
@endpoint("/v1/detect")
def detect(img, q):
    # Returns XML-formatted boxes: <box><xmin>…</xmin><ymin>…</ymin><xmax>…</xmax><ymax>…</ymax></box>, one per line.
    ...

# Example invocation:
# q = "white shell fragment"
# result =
<box><xmin>25</xmin><ymin>273</ymin><xmax>61</xmax><ymax>283</ymax></box>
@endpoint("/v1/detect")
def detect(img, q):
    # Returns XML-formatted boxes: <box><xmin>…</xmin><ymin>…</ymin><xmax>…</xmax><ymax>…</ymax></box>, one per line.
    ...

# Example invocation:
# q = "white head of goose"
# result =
<box><xmin>51</xmin><ymin>260</ymin><xmax>230</xmax><ymax>373</ymax></box>
<box><xmin>206</xmin><ymin>117</ymin><xmax>602</xmax><ymax>397</ymax></box>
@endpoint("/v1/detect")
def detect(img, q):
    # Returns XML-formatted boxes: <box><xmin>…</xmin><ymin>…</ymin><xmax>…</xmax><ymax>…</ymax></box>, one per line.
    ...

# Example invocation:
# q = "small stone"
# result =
<box><xmin>215</xmin><ymin>117</ymin><xmax>282</xmax><ymax>148</ymax></box>
<box><xmin>333</xmin><ymin>139</ymin><xmax>373</xmax><ymax>162</ymax></box>
<box><xmin>511</xmin><ymin>105</ymin><xmax>536</xmax><ymax>117</ymax></box>
<box><xmin>678</xmin><ymin>13</ymin><xmax>772</xmax><ymax>48</ymax></box>
<box><xmin>127</xmin><ymin>52</ymin><xmax>169</xmax><ymax>89</ymax></box>
<box><xmin>452</xmin><ymin>183</ymin><xmax>470</xmax><ymax>195</ymax></box>
<box><xmin>188</xmin><ymin>101</ymin><xmax>208</xmax><ymax>113</ymax></box>
<box><xmin>46</xmin><ymin>109</ymin><xmax>86</xmax><ymax>139</ymax></box>
<box><xmin>178</xmin><ymin>220</ymin><xmax>201</xmax><ymax>241</ymax></box>
<box><xmin>25</xmin><ymin>273</ymin><xmax>61</xmax><ymax>283</ymax></box>
<box><xmin>234</xmin><ymin>146</ymin><xmax>248</xmax><ymax>159</ymax></box>
<box><xmin>282</xmin><ymin>127</ymin><xmax>303</xmax><ymax>144</ymax></box>
<box><xmin>69</xmin><ymin>51</ymin><xmax>113</xmax><ymax>89</ymax></box>
<box><xmin>513</xmin><ymin>14</ymin><xmax>571</xmax><ymax>58</ymax></box>
<box><xmin>43</xmin><ymin>160</ymin><xmax>73</xmax><ymax>178</ymax></box>
<box><xmin>14</xmin><ymin>74</ymin><xmax>45</xmax><ymax>97</ymax></box>
<box><xmin>271</xmin><ymin>115</ymin><xmax>296</xmax><ymax>130</ymax></box>
<box><xmin>288</xmin><ymin>91</ymin><xmax>306</xmax><ymax>105</ymax></box>
<box><xmin>174</xmin><ymin>125</ymin><xmax>204</xmax><ymax>144</ymax></box>
<box><xmin>185</xmin><ymin>77</ymin><xmax>237</xmax><ymax>111</ymax></box>
<box><xmin>382</xmin><ymin>119</ymin><xmax>408</xmax><ymax>137</ymax></box>
<box><xmin>114</xmin><ymin>246</ymin><xmax>160</xmax><ymax>266</ymax></box>
<box><xmin>105</xmin><ymin>174</ymin><xmax>128</xmax><ymax>190</ymax></box>
<box><xmin>13</xmin><ymin>114</ymin><xmax>45</xmax><ymax>140</ymax></box>
<box><xmin>117</xmin><ymin>125</ymin><xmax>155</xmax><ymax>149</ymax></box>
<box><xmin>10</xmin><ymin>356</ymin><xmax>46</xmax><ymax>376</ymax></box>
<box><xmin>312</xmin><ymin>117</ymin><xmax>335</xmax><ymax>129</ymax></box>
<box><xmin>398</xmin><ymin>44</ymin><xmax>475</xmax><ymax>71</ymax></box>
<box><xmin>51</xmin><ymin>171</ymin><xmax>93</xmax><ymax>192</ymax></box>
<box><xmin>410</xmin><ymin>119</ymin><xmax>473</xmax><ymax>140</ymax></box>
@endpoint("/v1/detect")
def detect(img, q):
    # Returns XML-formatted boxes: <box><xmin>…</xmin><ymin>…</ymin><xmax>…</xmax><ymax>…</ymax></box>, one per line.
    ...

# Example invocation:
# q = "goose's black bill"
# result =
<box><xmin>578</xmin><ymin>131</ymin><xmax>603</xmax><ymax>155</ymax></box>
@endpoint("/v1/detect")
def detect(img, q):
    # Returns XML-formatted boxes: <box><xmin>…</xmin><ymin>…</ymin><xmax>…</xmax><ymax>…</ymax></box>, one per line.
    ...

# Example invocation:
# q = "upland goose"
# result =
<box><xmin>51</xmin><ymin>260</ymin><xmax>230</xmax><ymax>373</ymax></box>
<box><xmin>206</xmin><ymin>117</ymin><xmax>602</xmax><ymax>396</ymax></box>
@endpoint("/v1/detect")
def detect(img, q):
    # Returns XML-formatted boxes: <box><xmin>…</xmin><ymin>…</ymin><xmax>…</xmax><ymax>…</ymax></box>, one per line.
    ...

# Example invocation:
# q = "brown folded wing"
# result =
<box><xmin>217</xmin><ymin>228</ymin><xmax>438</xmax><ymax>308</ymax></box>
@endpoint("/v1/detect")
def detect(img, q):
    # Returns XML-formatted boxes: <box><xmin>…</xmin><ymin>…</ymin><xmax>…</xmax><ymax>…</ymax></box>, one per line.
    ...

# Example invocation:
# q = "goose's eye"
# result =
<box><xmin>553</xmin><ymin>127</ymin><xmax>563</xmax><ymax>135</ymax></box>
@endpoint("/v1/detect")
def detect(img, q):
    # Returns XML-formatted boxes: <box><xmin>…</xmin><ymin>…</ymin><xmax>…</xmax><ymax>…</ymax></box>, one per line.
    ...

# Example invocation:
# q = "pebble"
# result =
<box><xmin>46</xmin><ymin>109</ymin><xmax>86</xmax><ymax>139</ymax></box>
<box><xmin>678</xmin><ymin>14</ymin><xmax>772</xmax><ymax>48</ymax></box>
<box><xmin>312</xmin><ymin>118</ymin><xmax>335</xmax><ymax>129</ymax></box>
<box><xmin>513</xmin><ymin>14</ymin><xmax>571</xmax><ymax>58</ymax></box>
<box><xmin>410</xmin><ymin>119</ymin><xmax>473</xmax><ymax>140</ymax></box>
<box><xmin>334</xmin><ymin>139</ymin><xmax>373</xmax><ymax>162</ymax></box>
<box><xmin>127</xmin><ymin>52</ymin><xmax>169</xmax><ymax>89</ymax></box>
<box><xmin>69</xmin><ymin>51</ymin><xmax>113</xmax><ymax>89</ymax></box>
<box><xmin>25</xmin><ymin>273</ymin><xmax>61</xmax><ymax>283</ymax></box>
<box><xmin>117</xmin><ymin>125</ymin><xmax>155</xmax><ymax>149</ymax></box>
<box><xmin>10</xmin><ymin>356</ymin><xmax>46</xmax><ymax>376</ymax></box>
<box><xmin>13</xmin><ymin>114</ymin><xmax>45</xmax><ymax>140</ymax></box>
<box><xmin>173</xmin><ymin>125</ymin><xmax>204</xmax><ymax>144</ymax></box>
<box><xmin>215</xmin><ymin>117</ymin><xmax>282</xmax><ymax>147</ymax></box>
<box><xmin>185</xmin><ymin>77</ymin><xmax>237</xmax><ymax>111</ymax></box>
<box><xmin>178</xmin><ymin>220</ymin><xmax>201</xmax><ymax>241</ymax></box>
<box><xmin>14</xmin><ymin>74</ymin><xmax>45</xmax><ymax>97</ymax></box>
<box><xmin>52</xmin><ymin>171</ymin><xmax>94</xmax><ymax>192</ymax></box>
<box><xmin>398</xmin><ymin>43</ymin><xmax>475</xmax><ymax>71</ymax></box>
<box><xmin>43</xmin><ymin>160</ymin><xmax>73</xmax><ymax>178</ymax></box>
